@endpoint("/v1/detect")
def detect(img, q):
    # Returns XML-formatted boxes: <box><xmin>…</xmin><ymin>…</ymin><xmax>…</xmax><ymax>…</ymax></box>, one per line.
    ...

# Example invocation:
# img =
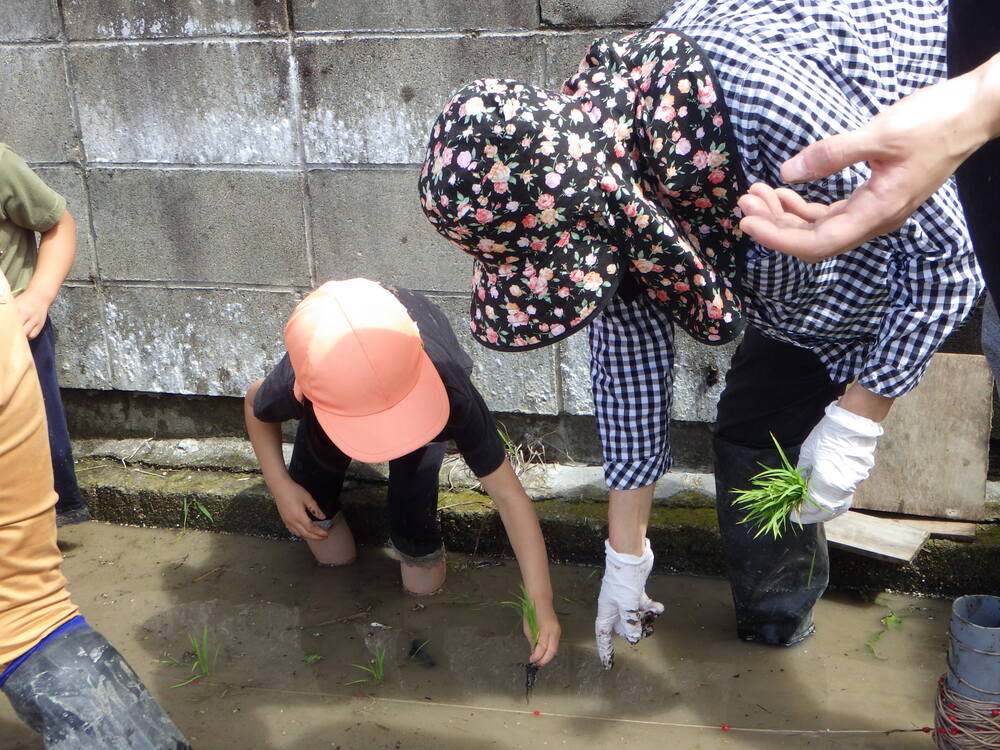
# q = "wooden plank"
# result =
<box><xmin>854</xmin><ymin>353</ymin><xmax>992</xmax><ymax>521</ymax></box>
<box><xmin>894</xmin><ymin>518</ymin><xmax>977</xmax><ymax>542</ymax></box>
<box><xmin>824</xmin><ymin>511</ymin><xmax>930</xmax><ymax>564</ymax></box>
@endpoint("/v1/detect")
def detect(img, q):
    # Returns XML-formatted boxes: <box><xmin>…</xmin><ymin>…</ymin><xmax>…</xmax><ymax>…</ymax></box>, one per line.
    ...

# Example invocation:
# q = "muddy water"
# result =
<box><xmin>2</xmin><ymin>523</ymin><xmax>951</xmax><ymax>749</ymax></box>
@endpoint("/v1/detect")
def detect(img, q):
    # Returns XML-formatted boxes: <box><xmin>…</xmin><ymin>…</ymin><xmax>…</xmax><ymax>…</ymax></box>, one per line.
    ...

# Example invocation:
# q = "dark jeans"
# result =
<box><xmin>287</xmin><ymin>421</ymin><xmax>446</xmax><ymax>559</ymax></box>
<box><xmin>27</xmin><ymin>318</ymin><xmax>86</xmax><ymax>515</ymax></box>
<box><xmin>712</xmin><ymin>327</ymin><xmax>846</xmax><ymax>645</ymax></box>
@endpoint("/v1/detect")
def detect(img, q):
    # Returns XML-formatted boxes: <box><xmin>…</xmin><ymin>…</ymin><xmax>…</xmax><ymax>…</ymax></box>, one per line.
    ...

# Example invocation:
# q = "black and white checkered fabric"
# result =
<box><xmin>589</xmin><ymin>294</ymin><xmax>676</xmax><ymax>490</ymax></box>
<box><xmin>655</xmin><ymin>0</ymin><xmax>983</xmax><ymax>398</ymax></box>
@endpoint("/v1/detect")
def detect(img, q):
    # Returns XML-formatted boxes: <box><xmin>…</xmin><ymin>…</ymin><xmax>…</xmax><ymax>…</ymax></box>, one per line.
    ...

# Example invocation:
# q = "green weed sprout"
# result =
<box><xmin>344</xmin><ymin>647</ymin><xmax>386</xmax><ymax>686</ymax></box>
<box><xmin>730</xmin><ymin>434</ymin><xmax>822</xmax><ymax>539</ymax></box>
<box><xmin>181</xmin><ymin>498</ymin><xmax>214</xmax><ymax>530</ymax></box>
<box><xmin>171</xmin><ymin>626</ymin><xmax>219</xmax><ymax>688</ymax></box>
<box><xmin>501</xmin><ymin>585</ymin><xmax>539</xmax><ymax>646</ymax></box>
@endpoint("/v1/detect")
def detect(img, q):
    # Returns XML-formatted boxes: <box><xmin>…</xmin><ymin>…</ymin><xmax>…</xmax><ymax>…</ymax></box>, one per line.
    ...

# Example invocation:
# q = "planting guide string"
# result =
<box><xmin>934</xmin><ymin>678</ymin><xmax>1000</xmax><ymax>748</ymax></box>
<box><xmin>204</xmin><ymin>681</ymin><xmax>934</xmax><ymax>737</ymax></box>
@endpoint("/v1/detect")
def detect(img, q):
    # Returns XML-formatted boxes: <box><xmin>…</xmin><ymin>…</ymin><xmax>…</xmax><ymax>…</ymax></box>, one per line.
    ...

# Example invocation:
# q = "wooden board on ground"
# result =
<box><xmin>825</xmin><ymin>511</ymin><xmax>930</xmax><ymax>564</ymax></box>
<box><xmin>894</xmin><ymin>518</ymin><xmax>977</xmax><ymax>542</ymax></box>
<box><xmin>853</xmin><ymin>353</ymin><xmax>992</xmax><ymax>521</ymax></box>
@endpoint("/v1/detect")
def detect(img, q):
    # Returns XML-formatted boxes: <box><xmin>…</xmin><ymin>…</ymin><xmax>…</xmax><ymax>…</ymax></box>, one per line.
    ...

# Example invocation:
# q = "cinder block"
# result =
<box><xmin>50</xmin><ymin>284</ymin><xmax>112</xmax><ymax>389</ymax></box>
<box><xmin>540</xmin><ymin>0</ymin><xmax>671</xmax><ymax>28</ymax></box>
<box><xmin>62</xmin><ymin>0</ymin><xmax>287</xmax><ymax>39</ymax></box>
<box><xmin>298</xmin><ymin>36</ymin><xmax>545</xmax><ymax>164</ymax></box>
<box><xmin>89</xmin><ymin>168</ymin><xmax>309</xmax><ymax>285</ymax></box>
<box><xmin>558</xmin><ymin>332</ymin><xmax>594</xmax><ymax>416</ymax></box>
<box><xmin>430</xmin><ymin>295</ymin><xmax>559</xmax><ymax>415</ymax></box>
<box><xmin>0</xmin><ymin>48</ymin><xmax>78</xmax><ymax>163</ymax></box>
<box><xmin>545</xmin><ymin>32</ymin><xmax>610</xmax><ymax>89</ymax></box>
<box><xmin>291</xmin><ymin>0</ymin><xmax>538</xmax><ymax>31</ymax></box>
<box><xmin>103</xmin><ymin>286</ymin><xmax>299</xmax><ymax>396</ymax></box>
<box><xmin>34</xmin><ymin>165</ymin><xmax>96</xmax><ymax>282</ymax></box>
<box><xmin>557</xmin><ymin>319</ymin><xmax>735</xmax><ymax>422</ymax></box>
<box><xmin>0</xmin><ymin>0</ymin><xmax>61</xmax><ymax>41</ymax></box>
<box><xmin>671</xmin><ymin>329</ymin><xmax>736</xmax><ymax>423</ymax></box>
<box><xmin>70</xmin><ymin>42</ymin><xmax>297</xmax><ymax>164</ymax></box>
<box><xmin>308</xmin><ymin>167</ymin><xmax>469</xmax><ymax>292</ymax></box>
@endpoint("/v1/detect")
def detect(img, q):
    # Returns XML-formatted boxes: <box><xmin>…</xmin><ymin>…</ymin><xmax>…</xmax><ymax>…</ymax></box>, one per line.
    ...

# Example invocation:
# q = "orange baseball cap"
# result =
<box><xmin>283</xmin><ymin>279</ymin><xmax>450</xmax><ymax>462</ymax></box>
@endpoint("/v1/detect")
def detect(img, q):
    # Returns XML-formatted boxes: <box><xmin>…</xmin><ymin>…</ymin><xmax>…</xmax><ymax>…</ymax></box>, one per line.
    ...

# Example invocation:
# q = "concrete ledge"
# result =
<box><xmin>75</xmin><ymin>453</ymin><xmax>1000</xmax><ymax>598</ymax></box>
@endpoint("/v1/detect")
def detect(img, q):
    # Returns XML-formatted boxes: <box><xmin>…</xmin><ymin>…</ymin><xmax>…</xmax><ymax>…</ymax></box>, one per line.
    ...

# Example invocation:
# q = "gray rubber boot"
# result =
<box><xmin>713</xmin><ymin>436</ymin><xmax>829</xmax><ymax>646</ymax></box>
<box><xmin>2</xmin><ymin>625</ymin><xmax>190</xmax><ymax>749</ymax></box>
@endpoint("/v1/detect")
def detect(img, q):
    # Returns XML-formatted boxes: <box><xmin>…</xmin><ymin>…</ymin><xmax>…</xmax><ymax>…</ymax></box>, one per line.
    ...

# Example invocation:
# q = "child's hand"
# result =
<box><xmin>528</xmin><ymin>601</ymin><xmax>560</xmax><ymax>666</ymax></box>
<box><xmin>272</xmin><ymin>479</ymin><xmax>328</xmax><ymax>541</ymax></box>
<box><xmin>14</xmin><ymin>289</ymin><xmax>50</xmax><ymax>340</ymax></box>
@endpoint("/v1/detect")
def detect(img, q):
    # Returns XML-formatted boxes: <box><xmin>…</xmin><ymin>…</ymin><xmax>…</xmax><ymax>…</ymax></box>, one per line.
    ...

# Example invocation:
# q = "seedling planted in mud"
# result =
<box><xmin>344</xmin><ymin>647</ymin><xmax>386</xmax><ymax>686</ymax></box>
<box><xmin>730</xmin><ymin>434</ymin><xmax>823</xmax><ymax>539</ymax></box>
<box><xmin>501</xmin><ymin>585</ymin><xmax>541</xmax><ymax>702</ymax></box>
<box><xmin>171</xmin><ymin>626</ymin><xmax>219</xmax><ymax>688</ymax></box>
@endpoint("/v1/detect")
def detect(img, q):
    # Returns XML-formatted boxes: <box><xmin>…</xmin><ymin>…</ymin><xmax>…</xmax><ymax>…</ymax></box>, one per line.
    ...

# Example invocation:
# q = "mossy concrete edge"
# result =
<box><xmin>75</xmin><ymin>458</ymin><xmax>1000</xmax><ymax>596</ymax></box>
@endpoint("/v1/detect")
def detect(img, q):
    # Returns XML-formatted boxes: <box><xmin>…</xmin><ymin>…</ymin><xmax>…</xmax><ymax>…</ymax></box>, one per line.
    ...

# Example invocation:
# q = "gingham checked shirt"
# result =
<box><xmin>657</xmin><ymin>0</ymin><xmax>983</xmax><ymax>398</ymax></box>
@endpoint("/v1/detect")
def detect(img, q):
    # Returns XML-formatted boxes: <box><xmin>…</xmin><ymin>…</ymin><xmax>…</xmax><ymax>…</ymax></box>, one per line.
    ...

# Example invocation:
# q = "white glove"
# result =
<box><xmin>594</xmin><ymin>538</ymin><xmax>664</xmax><ymax>670</ymax></box>
<box><xmin>791</xmin><ymin>401</ymin><xmax>884</xmax><ymax>525</ymax></box>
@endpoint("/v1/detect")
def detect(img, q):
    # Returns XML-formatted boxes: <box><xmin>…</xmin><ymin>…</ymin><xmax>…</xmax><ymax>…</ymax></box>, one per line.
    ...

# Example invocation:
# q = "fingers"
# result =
<box><xmin>595</xmin><ymin>624</ymin><xmax>615</xmax><ymax>670</ymax></box>
<box><xmin>781</xmin><ymin>127</ymin><xmax>877</xmax><ymax>184</ymax></box>
<box><xmin>529</xmin><ymin>622</ymin><xmax>561</xmax><ymax>667</ymax></box>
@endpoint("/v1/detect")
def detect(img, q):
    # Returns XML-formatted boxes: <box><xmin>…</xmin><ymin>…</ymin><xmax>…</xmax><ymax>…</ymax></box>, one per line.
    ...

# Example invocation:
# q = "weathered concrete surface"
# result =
<box><xmin>297</xmin><ymin>36</ymin><xmax>545</xmax><ymax>164</ymax></box>
<box><xmin>73</xmin><ymin>456</ymin><xmax>1000</xmax><ymax>596</ymax></box>
<box><xmin>540</xmin><ymin>0</ymin><xmax>670</xmax><ymax>28</ymax></box>
<box><xmin>102</xmin><ymin>287</ymin><xmax>298</xmax><ymax>395</ymax></box>
<box><xmin>855</xmin><ymin>354</ymin><xmax>992</xmax><ymax>520</ymax></box>
<box><xmin>0</xmin><ymin>47</ymin><xmax>78</xmax><ymax>163</ymax></box>
<box><xmin>308</xmin><ymin>168</ymin><xmax>468</xmax><ymax>292</ymax></box>
<box><xmin>0</xmin><ymin>0</ymin><xmax>60</xmax><ymax>41</ymax></box>
<box><xmin>292</xmin><ymin>0</ymin><xmax>540</xmax><ymax>31</ymax></box>
<box><xmin>432</xmin><ymin>295</ymin><xmax>560</xmax><ymax>415</ymax></box>
<box><xmin>70</xmin><ymin>41</ymin><xmax>296</xmax><ymax>164</ymax></box>
<box><xmin>50</xmin><ymin>285</ymin><xmax>113</xmax><ymax>389</ymax></box>
<box><xmin>89</xmin><ymin>168</ymin><xmax>309</xmax><ymax>285</ymax></box>
<box><xmin>62</xmin><ymin>0</ymin><xmax>288</xmax><ymax>39</ymax></box>
<box><xmin>0</xmin><ymin>521</ymin><xmax>956</xmax><ymax>749</ymax></box>
<box><xmin>34</xmin><ymin>165</ymin><xmax>96</xmax><ymax>283</ymax></box>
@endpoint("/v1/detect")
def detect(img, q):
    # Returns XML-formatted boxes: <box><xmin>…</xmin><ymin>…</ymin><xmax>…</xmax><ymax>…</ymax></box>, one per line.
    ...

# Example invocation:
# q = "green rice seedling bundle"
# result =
<box><xmin>731</xmin><ymin>434</ymin><xmax>823</xmax><ymax>539</ymax></box>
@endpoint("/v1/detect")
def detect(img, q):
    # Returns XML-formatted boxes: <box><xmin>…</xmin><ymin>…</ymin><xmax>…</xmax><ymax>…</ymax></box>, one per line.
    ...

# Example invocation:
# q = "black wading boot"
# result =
<box><xmin>713</xmin><ymin>436</ymin><xmax>829</xmax><ymax>646</ymax></box>
<box><xmin>2</xmin><ymin>625</ymin><xmax>190</xmax><ymax>749</ymax></box>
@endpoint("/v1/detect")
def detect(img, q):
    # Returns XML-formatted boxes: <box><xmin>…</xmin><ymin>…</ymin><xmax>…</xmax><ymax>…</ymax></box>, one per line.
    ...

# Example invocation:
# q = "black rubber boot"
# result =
<box><xmin>713</xmin><ymin>436</ymin><xmax>829</xmax><ymax>646</ymax></box>
<box><xmin>2</xmin><ymin>625</ymin><xmax>190</xmax><ymax>749</ymax></box>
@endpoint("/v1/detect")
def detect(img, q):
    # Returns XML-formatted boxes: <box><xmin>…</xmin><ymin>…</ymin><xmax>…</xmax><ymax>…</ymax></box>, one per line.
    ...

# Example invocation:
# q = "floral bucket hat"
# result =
<box><xmin>418</xmin><ymin>29</ymin><xmax>750</xmax><ymax>351</ymax></box>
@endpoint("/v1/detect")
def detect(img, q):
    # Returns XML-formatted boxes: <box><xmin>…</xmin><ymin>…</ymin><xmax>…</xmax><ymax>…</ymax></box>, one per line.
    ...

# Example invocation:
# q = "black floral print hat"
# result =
<box><xmin>419</xmin><ymin>29</ymin><xmax>749</xmax><ymax>351</ymax></box>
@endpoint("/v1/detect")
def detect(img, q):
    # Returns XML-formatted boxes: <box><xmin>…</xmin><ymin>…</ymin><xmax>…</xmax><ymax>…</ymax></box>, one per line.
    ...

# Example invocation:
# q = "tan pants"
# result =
<box><xmin>0</xmin><ymin>274</ymin><xmax>77</xmax><ymax>667</ymax></box>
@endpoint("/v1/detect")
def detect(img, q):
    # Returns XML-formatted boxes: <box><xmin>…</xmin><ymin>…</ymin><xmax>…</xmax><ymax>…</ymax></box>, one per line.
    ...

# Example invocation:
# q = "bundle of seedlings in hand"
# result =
<box><xmin>730</xmin><ymin>434</ymin><xmax>821</xmax><ymax>539</ymax></box>
<box><xmin>501</xmin><ymin>584</ymin><xmax>540</xmax><ymax>702</ymax></box>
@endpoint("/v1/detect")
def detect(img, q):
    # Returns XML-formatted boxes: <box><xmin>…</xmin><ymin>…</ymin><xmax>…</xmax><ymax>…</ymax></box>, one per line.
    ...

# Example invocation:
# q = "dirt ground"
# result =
<box><xmin>1</xmin><ymin>522</ymin><xmax>953</xmax><ymax>749</ymax></box>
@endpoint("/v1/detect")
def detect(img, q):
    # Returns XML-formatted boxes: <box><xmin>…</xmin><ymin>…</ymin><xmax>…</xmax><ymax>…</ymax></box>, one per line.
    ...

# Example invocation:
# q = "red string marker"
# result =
<box><xmin>533</xmin><ymin>711</ymin><xmax>541</xmax><ymax>716</ymax></box>
<box><xmin>720</xmin><ymin>725</ymin><xmax>730</xmax><ymax>731</ymax></box>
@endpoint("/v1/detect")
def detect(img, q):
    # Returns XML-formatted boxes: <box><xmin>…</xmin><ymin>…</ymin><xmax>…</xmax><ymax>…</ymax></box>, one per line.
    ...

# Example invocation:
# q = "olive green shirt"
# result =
<box><xmin>0</xmin><ymin>144</ymin><xmax>66</xmax><ymax>296</ymax></box>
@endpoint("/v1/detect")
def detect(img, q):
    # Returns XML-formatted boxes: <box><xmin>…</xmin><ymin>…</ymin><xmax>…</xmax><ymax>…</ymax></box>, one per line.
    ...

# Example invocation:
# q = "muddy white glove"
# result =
<box><xmin>595</xmin><ymin>538</ymin><xmax>664</xmax><ymax>670</ymax></box>
<box><xmin>792</xmin><ymin>401</ymin><xmax>884</xmax><ymax>525</ymax></box>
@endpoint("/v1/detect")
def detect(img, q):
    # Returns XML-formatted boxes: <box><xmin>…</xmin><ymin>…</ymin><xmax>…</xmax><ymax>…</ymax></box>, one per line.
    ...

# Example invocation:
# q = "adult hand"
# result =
<box><xmin>738</xmin><ymin>54</ymin><xmax>1000</xmax><ymax>262</ymax></box>
<box><xmin>792</xmin><ymin>402</ymin><xmax>884</xmax><ymax>525</ymax></box>
<box><xmin>595</xmin><ymin>538</ymin><xmax>663</xmax><ymax>670</ymax></box>
<box><xmin>14</xmin><ymin>289</ymin><xmax>50</xmax><ymax>340</ymax></box>
<box><xmin>528</xmin><ymin>600</ymin><xmax>561</xmax><ymax>666</ymax></box>
<box><xmin>272</xmin><ymin>478</ymin><xmax>328</xmax><ymax>541</ymax></box>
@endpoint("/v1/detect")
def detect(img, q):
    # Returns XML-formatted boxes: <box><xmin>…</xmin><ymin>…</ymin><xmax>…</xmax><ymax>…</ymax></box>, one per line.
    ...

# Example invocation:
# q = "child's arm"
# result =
<box><xmin>478</xmin><ymin>457</ymin><xmax>561</xmax><ymax>666</ymax></box>
<box><xmin>16</xmin><ymin>209</ymin><xmax>76</xmax><ymax>339</ymax></box>
<box><xmin>244</xmin><ymin>378</ymin><xmax>328</xmax><ymax>541</ymax></box>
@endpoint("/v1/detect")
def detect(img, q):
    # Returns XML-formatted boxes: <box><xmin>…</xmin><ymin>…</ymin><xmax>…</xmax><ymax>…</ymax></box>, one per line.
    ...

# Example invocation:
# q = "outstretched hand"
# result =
<box><xmin>594</xmin><ymin>539</ymin><xmax>663</xmax><ymax>670</ymax></box>
<box><xmin>738</xmin><ymin>57</ymin><xmax>999</xmax><ymax>261</ymax></box>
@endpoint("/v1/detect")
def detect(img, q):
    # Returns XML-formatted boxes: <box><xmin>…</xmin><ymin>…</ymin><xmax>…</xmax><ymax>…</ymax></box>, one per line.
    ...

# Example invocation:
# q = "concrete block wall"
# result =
<box><xmin>0</xmin><ymin>0</ymin><xmax>745</xmax><ymax>427</ymax></box>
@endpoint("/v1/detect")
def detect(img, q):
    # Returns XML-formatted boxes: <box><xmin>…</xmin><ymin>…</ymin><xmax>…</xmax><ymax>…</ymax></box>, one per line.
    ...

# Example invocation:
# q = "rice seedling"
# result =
<box><xmin>501</xmin><ymin>585</ymin><xmax>540</xmax><ymax>702</ymax></box>
<box><xmin>171</xmin><ymin>626</ymin><xmax>219</xmax><ymax>688</ymax></box>
<box><xmin>302</xmin><ymin>653</ymin><xmax>325</xmax><ymax>665</ymax></box>
<box><xmin>344</xmin><ymin>647</ymin><xmax>386</xmax><ymax>686</ymax></box>
<box><xmin>730</xmin><ymin>434</ymin><xmax>822</xmax><ymax>539</ymax></box>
